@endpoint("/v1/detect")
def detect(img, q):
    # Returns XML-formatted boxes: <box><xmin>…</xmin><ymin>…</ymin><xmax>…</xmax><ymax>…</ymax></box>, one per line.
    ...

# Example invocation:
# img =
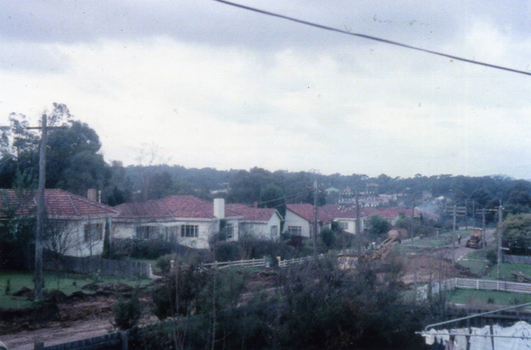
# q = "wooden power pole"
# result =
<box><xmin>29</xmin><ymin>114</ymin><xmax>48</xmax><ymax>302</ymax></box>
<box><xmin>497</xmin><ymin>202</ymin><xmax>503</xmax><ymax>280</ymax></box>
<box><xmin>28</xmin><ymin>113</ymin><xmax>65</xmax><ymax>301</ymax></box>
<box><xmin>313</xmin><ymin>179</ymin><xmax>318</xmax><ymax>260</ymax></box>
<box><xmin>355</xmin><ymin>190</ymin><xmax>361</xmax><ymax>256</ymax></box>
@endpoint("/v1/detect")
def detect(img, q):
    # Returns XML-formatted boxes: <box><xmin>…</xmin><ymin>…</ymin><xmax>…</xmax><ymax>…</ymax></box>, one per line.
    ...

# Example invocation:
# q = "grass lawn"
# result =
<box><xmin>458</xmin><ymin>259</ymin><xmax>491</xmax><ymax>276</ymax></box>
<box><xmin>447</xmin><ymin>288</ymin><xmax>531</xmax><ymax>306</ymax></box>
<box><xmin>483</xmin><ymin>263</ymin><xmax>531</xmax><ymax>281</ymax></box>
<box><xmin>0</xmin><ymin>270</ymin><xmax>152</xmax><ymax>309</ymax></box>
<box><xmin>394</xmin><ymin>230</ymin><xmax>471</xmax><ymax>256</ymax></box>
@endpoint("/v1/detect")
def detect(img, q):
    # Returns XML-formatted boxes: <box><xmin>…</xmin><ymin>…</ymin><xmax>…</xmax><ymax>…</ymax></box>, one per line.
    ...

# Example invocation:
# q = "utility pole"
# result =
<box><xmin>410</xmin><ymin>193</ymin><xmax>415</xmax><ymax>237</ymax></box>
<box><xmin>465</xmin><ymin>199</ymin><xmax>468</xmax><ymax>231</ymax></box>
<box><xmin>355</xmin><ymin>190</ymin><xmax>361</xmax><ymax>256</ymax></box>
<box><xmin>28</xmin><ymin>114</ymin><xmax>48</xmax><ymax>302</ymax></box>
<box><xmin>452</xmin><ymin>205</ymin><xmax>456</xmax><ymax>264</ymax></box>
<box><xmin>27</xmin><ymin>113</ymin><xmax>65</xmax><ymax>302</ymax></box>
<box><xmin>497</xmin><ymin>201</ymin><xmax>503</xmax><ymax>280</ymax></box>
<box><xmin>313</xmin><ymin>179</ymin><xmax>318</xmax><ymax>260</ymax></box>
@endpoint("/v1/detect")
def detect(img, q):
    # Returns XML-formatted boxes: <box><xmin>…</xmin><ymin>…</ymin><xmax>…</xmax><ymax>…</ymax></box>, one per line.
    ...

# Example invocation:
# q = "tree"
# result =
<box><xmin>367</xmin><ymin>213</ymin><xmax>391</xmax><ymax>237</ymax></box>
<box><xmin>0</xmin><ymin>104</ymin><xmax>111</xmax><ymax>196</ymax></box>
<box><xmin>259</xmin><ymin>184</ymin><xmax>286</xmax><ymax>218</ymax></box>
<box><xmin>503</xmin><ymin>213</ymin><xmax>531</xmax><ymax>256</ymax></box>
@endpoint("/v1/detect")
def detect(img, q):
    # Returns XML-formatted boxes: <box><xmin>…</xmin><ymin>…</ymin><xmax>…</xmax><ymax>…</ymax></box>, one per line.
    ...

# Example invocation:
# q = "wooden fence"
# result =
<box><xmin>504</xmin><ymin>255</ymin><xmax>531</xmax><ymax>264</ymax></box>
<box><xmin>417</xmin><ymin>278</ymin><xmax>531</xmax><ymax>300</ymax></box>
<box><xmin>201</xmin><ymin>257</ymin><xmax>268</xmax><ymax>269</ymax></box>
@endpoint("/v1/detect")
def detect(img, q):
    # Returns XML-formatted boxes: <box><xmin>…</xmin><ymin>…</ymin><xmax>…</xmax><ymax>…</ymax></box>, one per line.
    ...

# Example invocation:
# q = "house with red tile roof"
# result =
<box><xmin>226</xmin><ymin>203</ymin><xmax>282</xmax><ymax>241</ymax></box>
<box><xmin>0</xmin><ymin>189</ymin><xmax>118</xmax><ymax>257</ymax></box>
<box><xmin>113</xmin><ymin>196</ymin><xmax>282</xmax><ymax>249</ymax></box>
<box><xmin>320</xmin><ymin>204</ymin><xmax>367</xmax><ymax>234</ymax></box>
<box><xmin>284</xmin><ymin>204</ymin><xmax>334</xmax><ymax>237</ymax></box>
<box><xmin>285</xmin><ymin>204</ymin><xmax>439</xmax><ymax>237</ymax></box>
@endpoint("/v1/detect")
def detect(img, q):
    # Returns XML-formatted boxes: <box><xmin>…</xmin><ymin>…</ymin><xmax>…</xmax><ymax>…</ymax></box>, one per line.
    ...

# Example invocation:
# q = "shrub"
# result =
<box><xmin>113</xmin><ymin>291</ymin><xmax>142</xmax><ymax>330</ymax></box>
<box><xmin>156</xmin><ymin>254</ymin><xmax>173</xmax><ymax>273</ymax></box>
<box><xmin>486</xmin><ymin>249</ymin><xmax>497</xmax><ymax>265</ymax></box>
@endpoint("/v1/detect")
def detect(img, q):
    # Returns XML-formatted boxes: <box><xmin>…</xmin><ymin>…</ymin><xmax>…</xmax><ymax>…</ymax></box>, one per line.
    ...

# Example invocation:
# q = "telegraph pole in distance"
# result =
<box><xmin>452</xmin><ymin>205</ymin><xmax>456</xmax><ymax>263</ymax></box>
<box><xmin>497</xmin><ymin>201</ymin><xmax>503</xmax><ymax>280</ymax></box>
<box><xmin>313</xmin><ymin>179</ymin><xmax>318</xmax><ymax>260</ymax></box>
<box><xmin>28</xmin><ymin>114</ymin><xmax>47</xmax><ymax>302</ymax></box>
<box><xmin>355</xmin><ymin>190</ymin><xmax>361</xmax><ymax>256</ymax></box>
<box><xmin>27</xmin><ymin>114</ymin><xmax>65</xmax><ymax>302</ymax></box>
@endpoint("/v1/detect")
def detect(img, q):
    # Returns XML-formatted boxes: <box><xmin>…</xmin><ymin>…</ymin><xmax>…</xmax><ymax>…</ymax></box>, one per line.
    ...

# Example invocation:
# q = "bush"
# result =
<box><xmin>486</xmin><ymin>249</ymin><xmax>497</xmax><ymax>265</ymax></box>
<box><xmin>214</xmin><ymin>242</ymin><xmax>241</xmax><ymax>261</ymax></box>
<box><xmin>113</xmin><ymin>291</ymin><xmax>142</xmax><ymax>330</ymax></box>
<box><xmin>156</xmin><ymin>254</ymin><xmax>173</xmax><ymax>273</ymax></box>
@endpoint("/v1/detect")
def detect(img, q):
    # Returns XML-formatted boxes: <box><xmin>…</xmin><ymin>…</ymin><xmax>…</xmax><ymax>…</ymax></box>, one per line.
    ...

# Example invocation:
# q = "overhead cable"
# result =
<box><xmin>213</xmin><ymin>0</ymin><xmax>531</xmax><ymax>77</ymax></box>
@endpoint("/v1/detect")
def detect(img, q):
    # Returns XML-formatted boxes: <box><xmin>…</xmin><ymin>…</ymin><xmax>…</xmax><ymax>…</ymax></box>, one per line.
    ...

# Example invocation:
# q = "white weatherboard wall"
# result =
<box><xmin>284</xmin><ymin>209</ymin><xmax>311</xmax><ymax>237</ymax></box>
<box><xmin>112</xmin><ymin>219</ymin><xmax>218</xmax><ymax>249</ymax></box>
<box><xmin>49</xmin><ymin>218</ymin><xmax>108</xmax><ymax>257</ymax></box>
<box><xmin>334</xmin><ymin>218</ymin><xmax>365</xmax><ymax>234</ymax></box>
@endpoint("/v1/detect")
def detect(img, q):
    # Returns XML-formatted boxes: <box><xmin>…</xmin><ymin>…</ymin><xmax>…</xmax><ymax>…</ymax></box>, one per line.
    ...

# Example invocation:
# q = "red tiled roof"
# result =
<box><xmin>115</xmin><ymin>195</ymin><xmax>215</xmax><ymax>219</ymax></box>
<box><xmin>116</xmin><ymin>196</ymin><xmax>279</xmax><ymax>222</ymax></box>
<box><xmin>320</xmin><ymin>204</ymin><xmax>367</xmax><ymax>219</ymax></box>
<box><xmin>286</xmin><ymin>204</ymin><xmax>333</xmax><ymax>223</ymax></box>
<box><xmin>0</xmin><ymin>189</ymin><xmax>118</xmax><ymax>218</ymax></box>
<box><xmin>226</xmin><ymin>204</ymin><xmax>277</xmax><ymax>222</ymax></box>
<box><xmin>362</xmin><ymin>207</ymin><xmax>412</xmax><ymax>219</ymax></box>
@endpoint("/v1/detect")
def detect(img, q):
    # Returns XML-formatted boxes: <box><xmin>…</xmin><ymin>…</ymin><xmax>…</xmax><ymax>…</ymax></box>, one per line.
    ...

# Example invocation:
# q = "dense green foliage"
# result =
<box><xmin>113</xmin><ymin>291</ymin><xmax>143</xmax><ymax>330</ymax></box>
<box><xmin>147</xmin><ymin>258</ymin><xmax>429</xmax><ymax>350</ymax></box>
<box><xmin>367</xmin><ymin>213</ymin><xmax>391</xmax><ymax>236</ymax></box>
<box><xmin>0</xmin><ymin>104</ymin><xmax>111</xmax><ymax>196</ymax></box>
<box><xmin>503</xmin><ymin>213</ymin><xmax>531</xmax><ymax>255</ymax></box>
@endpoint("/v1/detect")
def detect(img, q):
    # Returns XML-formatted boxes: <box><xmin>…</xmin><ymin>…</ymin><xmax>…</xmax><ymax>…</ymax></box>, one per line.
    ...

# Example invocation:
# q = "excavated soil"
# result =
<box><xmin>0</xmin><ymin>285</ymin><xmax>155</xmax><ymax>350</ymax></box>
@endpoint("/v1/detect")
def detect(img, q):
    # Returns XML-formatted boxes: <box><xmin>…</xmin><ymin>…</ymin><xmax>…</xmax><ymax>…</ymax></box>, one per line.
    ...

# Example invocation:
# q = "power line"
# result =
<box><xmin>213</xmin><ymin>0</ymin><xmax>531</xmax><ymax>77</ymax></box>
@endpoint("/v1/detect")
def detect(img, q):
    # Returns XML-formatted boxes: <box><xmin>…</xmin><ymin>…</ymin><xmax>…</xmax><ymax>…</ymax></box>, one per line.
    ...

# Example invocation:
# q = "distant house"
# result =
<box><xmin>284</xmin><ymin>205</ymin><xmax>439</xmax><ymax>237</ymax></box>
<box><xmin>320</xmin><ymin>204</ymin><xmax>367</xmax><ymax>234</ymax></box>
<box><xmin>226</xmin><ymin>204</ymin><xmax>282</xmax><ymax>241</ymax></box>
<box><xmin>284</xmin><ymin>204</ymin><xmax>333</xmax><ymax>237</ymax></box>
<box><xmin>363</xmin><ymin>207</ymin><xmax>413</xmax><ymax>226</ymax></box>
<box><xmin>113</xmin><ymin>196</ymin><xmax>283</xmax><ymax>249</ymax></box>
<box><xmin>0</xmin><ymin>189</ymin><xmax>118</xmax><ymax>257</ymax></box>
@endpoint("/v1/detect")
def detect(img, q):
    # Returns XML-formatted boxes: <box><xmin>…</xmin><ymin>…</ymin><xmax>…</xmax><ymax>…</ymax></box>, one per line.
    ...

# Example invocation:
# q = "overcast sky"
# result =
<box><xmin>1</xmin><ymin>1</ymin><xmax>530</xmax><ymax>179</ymax></box>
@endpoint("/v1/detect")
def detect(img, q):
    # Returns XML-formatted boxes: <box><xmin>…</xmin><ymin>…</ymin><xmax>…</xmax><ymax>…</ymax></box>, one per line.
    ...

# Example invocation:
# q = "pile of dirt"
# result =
<box><xmin>401</xmin><ymin>254</ymin><xmax>478</xmax><ymax>285</ymax></box>
<box><xmin>82</xmin><ymin>282</ymin><xmax>135</xmax><ymax>294</ymax></box>
<box><xmin>0</xmin><ymin>284</ymin><xmax>147</xmax><ymax>335</ymax></box>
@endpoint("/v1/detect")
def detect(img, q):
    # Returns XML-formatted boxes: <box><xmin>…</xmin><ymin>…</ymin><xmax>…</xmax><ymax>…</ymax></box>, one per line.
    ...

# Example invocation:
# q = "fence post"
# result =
<box><xmin>120</xmin><ymin>331</ymin><xmax>128</xmax><ymax>350</ymax></box>
<box><xmin>476</xmin><ymin>279</ymin><xmax>479</xmax><ymax>290</ymax></box>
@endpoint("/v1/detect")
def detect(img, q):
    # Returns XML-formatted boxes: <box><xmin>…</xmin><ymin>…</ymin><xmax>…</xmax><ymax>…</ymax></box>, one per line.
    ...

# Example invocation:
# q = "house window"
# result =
<box><xmin>135</xmin><ymin>226</ymin><xmax>160</xmax><ymax>240</ymax></box>
<box><xmin>84</xmin><ymin>223</ymin><xmax>103</xmax><ymax>242</ymax></box>
<box><xmin>162</xmin><ymin>226</ymin><xmax>179</xmax><ymax>241</ymax></box>
<box><xmin>287</xmin><ymin>226</ymin><xmax>302</xmax><ymax>236</ymax></box>
<box><xmin>339</xmin><ymin>221</ymin><xmax>349</xmax><ymax>230</ymax></box>
<box><xmin>270</xmin><ymin>225</ymin><xmax>278</xmax><ymax>237</ymax></box>
<box><xmin>181</xmin><ymin>225</ymin><xmax>198</xmax><ymax>238</ymax></box>
<box><xmin>226</xmin><ymin>223</ymin><xmax>234</xmax><ymax>239</ymax></box>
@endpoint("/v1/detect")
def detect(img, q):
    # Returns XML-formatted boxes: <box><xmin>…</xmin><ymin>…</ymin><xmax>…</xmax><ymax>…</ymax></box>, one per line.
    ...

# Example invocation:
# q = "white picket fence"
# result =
<box><xmin>202</xmin><ymin>236</ymin><xmax>422</xmax><ymax>271</ymax></box>
<box><xmin>417</xmin><ymin>278</ymin><xmax>531</xmax><ymax>300</ymax></box>
<box><xmin>202</xmin><ymin>257</ymin><xmax>269</xmax><ymax>270</ymax></box>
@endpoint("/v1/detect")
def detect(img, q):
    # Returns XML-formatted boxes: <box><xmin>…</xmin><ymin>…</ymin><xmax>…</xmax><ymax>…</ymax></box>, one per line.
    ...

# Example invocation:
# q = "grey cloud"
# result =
<box><xmin>2</xmin><ymin>0</ymin><xmax>527</xmax><ymax>52</ymax></box>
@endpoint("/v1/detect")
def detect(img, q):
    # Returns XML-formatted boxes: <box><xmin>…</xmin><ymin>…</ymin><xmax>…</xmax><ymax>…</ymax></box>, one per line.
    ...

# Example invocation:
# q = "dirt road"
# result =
<box><xmin>444</xmin><ymin>228</ymin><xmax>496</xmax><ymax>262</ymax></box>
<box><xmin>1</xmin><ymin>319</ymin><xmax>113</xmax><ymax>350</ymax></box>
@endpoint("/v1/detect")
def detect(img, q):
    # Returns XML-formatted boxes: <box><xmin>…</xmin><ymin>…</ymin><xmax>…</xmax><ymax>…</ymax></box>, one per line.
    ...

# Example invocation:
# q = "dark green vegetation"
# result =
<box><xmin>144</xmin><ymin>258</ymin><xmax>430</xmax><ymax>350</ymax></box>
